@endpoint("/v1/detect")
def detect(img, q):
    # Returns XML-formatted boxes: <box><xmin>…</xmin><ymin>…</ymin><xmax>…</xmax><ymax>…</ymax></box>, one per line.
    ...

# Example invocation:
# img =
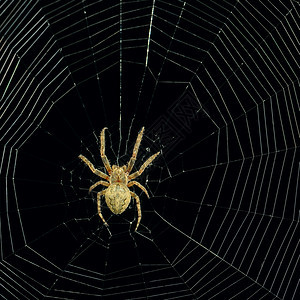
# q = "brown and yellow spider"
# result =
<box><xmin>79</xmin><ymin>127</ymin><xmax>160</xmax><ymax>231</ymax></box>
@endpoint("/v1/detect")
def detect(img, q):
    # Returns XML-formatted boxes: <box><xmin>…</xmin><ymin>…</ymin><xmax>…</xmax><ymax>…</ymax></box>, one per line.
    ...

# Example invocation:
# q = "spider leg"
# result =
<box><xmin>128</xmin><ymin>151</ymin><xmax>160</xmax><ymax>181</ymax></box>
<box><xmin>127</xmin><ymin>181</ymin><xmax>149</xmax><ymax>198</ymax></box>
<box><xmin>100</xmin><ymin>127</ymin><xmax>112</xmax><ymax>174</ymax></box>
<box><xmin>89</xmin><ymin>180</ymin><xmax>109</xmax><ymax>193</ymax></box>
<box><xmin>97</xmin><ymin>190</ymin><xmax>108</xmax><ymax>226</ymax></box>
<box><xmin>130</xmin><ymin>191</ymin><xmax>141</xmax><ymax>231</ymax></box>
<box><xmin>79</xmin><ymin>155</ymin><xmax>109</xmax><ymax>180</ymax></box>
<box><xmin>126</xmin><ymin>127</ymin><xmax>144</xmax><ymax>174</ymax></box>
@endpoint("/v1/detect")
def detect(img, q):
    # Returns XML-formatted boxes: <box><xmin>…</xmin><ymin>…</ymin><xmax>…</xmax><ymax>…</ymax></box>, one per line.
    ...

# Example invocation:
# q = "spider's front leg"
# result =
<box><xmin>127</xmin><ymin>127</ymin><xmax>145</xmax><ymax>174</ymax></box>
<box><xmin>100</xmin><ymin>127</ymin><xmax>112</xmax><ymax>174</ymax></box>
<box><xmin>128</xmin><ymin>151</ymin><xmax>160</xmax><ymax>181</ymax></box>
<box><xmin>79</xmin><ymin>155</ymin><xmax>109</xmax><ymax>180</ymax></box>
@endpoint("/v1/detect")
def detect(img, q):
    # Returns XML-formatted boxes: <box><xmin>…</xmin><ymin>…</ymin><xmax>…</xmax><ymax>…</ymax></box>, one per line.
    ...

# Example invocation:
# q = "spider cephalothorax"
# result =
<box><xmin>79</xmin><ymin>127</ymin><xmax>160</xmax><ymax>231</ymax></box>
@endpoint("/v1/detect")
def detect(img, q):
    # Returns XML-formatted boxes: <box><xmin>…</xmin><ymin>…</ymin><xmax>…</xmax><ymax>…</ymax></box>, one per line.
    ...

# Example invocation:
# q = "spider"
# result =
<box><xmin>79</xmin><ymin>127</ymin><xmax>160</xmax><ymax>231</ymax></box>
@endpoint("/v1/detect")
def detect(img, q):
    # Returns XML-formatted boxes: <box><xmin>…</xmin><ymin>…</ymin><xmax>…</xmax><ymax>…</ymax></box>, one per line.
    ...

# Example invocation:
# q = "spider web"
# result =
<box><xmin>0</xmin><ymin>0</ymin><xmax>299</xmax><ymax>299</ymax></box>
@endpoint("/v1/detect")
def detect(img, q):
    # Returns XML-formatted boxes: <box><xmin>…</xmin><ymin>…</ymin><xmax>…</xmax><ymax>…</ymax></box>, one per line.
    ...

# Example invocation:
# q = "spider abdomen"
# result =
<box><xmin>105</xmin><ymin>183</ymin><xmax>131</xmax><ymax>215</ymax></box>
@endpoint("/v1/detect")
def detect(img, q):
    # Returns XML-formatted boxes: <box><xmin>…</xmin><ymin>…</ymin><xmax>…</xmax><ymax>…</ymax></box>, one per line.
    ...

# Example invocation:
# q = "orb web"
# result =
<box><xmin>0</xmin><ymin>1</ymin><xmax>299</xmax><ymax>299</ymax></box>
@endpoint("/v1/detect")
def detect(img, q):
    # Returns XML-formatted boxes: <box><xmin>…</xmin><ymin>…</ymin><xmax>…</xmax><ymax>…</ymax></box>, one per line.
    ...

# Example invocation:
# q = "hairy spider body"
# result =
<box><xmin>79</xmin><ymin>127</ymin><xmax>160</xmax><ymax>231</ymax></box>
<box><xmin>105</xmin><ymin>183</ymin><xmax>130</xmax><ymax>215</ymax></box>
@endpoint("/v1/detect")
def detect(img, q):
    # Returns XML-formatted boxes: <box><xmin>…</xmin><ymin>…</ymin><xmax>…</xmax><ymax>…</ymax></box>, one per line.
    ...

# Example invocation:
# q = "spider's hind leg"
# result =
<box><xmin>127</xmin><ymin>181</ymin><xmax>149</xmax><ymax>198</ymax></box>
<box><xmin>130</xmin><ymin>191</ymin><xmax>141</xmax><ymax>231</ymax></box>
<box><xmin>97</xmin><ymin>190</ymin><xmax>108</xmax><ymax>227</ymax></box>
